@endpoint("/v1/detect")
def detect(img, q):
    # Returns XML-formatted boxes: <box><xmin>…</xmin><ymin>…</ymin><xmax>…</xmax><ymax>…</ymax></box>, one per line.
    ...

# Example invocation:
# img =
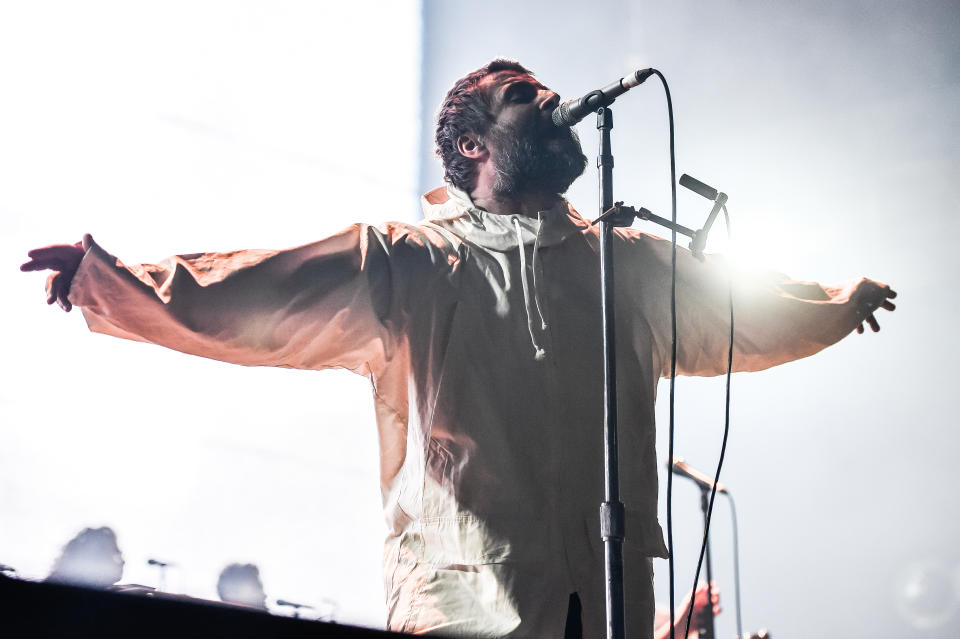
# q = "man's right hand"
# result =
<box><xmin>20</xmin><ymin>235</ymin><xmax>90</xmax><ymax>312</ymax></box>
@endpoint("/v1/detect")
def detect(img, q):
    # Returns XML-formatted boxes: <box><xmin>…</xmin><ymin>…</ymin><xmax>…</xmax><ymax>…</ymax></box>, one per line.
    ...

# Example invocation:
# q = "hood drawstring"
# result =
<box><xmin>512</xmin><ymin>216</ymin><xmax>548</xmax><ymax>361</ymax></box>
<box><xmin>531</xmin><ymin>212</ymin><xmax>548</xmax><ymax>332</ymax></box>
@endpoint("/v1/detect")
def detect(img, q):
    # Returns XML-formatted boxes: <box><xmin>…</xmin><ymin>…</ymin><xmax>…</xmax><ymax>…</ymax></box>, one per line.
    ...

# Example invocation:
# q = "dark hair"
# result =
<box><xmin>46</xmin><ymin>527</ymin><xmax>123</xmax><ymax>587</ymax></box>
<box><xmin>435</xmin><ymin>59</ymin><xmax>532</xmax><ymax>192</ymax></box>
<box><xmin>217</xmin><ymin>563</ymin><xmax>266</xmax><ymax>606</ymax></box>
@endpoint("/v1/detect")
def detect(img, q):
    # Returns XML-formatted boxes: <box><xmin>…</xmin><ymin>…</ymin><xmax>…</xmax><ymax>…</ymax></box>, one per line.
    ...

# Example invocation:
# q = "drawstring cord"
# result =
<box><xmin>531</xmin><ymin>212</ymin><xmax>548</xmax><ymax>331</ymax></box>
<box><xmin>512</xmin><ymin>216</ymin><xmax>547</xmax><ymax>361</ymax></box>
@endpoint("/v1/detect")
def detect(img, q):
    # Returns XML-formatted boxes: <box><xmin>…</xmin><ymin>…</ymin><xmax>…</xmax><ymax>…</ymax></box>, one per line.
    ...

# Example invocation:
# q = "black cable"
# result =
<box><xmin>720</xmin><ymin>204</ymin><xmax>745</xmax><ymax>639</ymax></box>
<box><xmin>683</xmin><ymin>204</ymin><xmax>734</xmax><ymax>639</ymax></box>
<box><xmin>648</xmin><ymin>68</ymin><xmax>678</xmax><ymax>639</ymax></box>
<box><xmin>644</xmin><ymin>72</ymin><xmax>741</xmax><ymax>639</ymax></box>
<box><xmin>715</xmin><ymin>206</ymin><xmax>745</xmax><ymax>639</ymax></box>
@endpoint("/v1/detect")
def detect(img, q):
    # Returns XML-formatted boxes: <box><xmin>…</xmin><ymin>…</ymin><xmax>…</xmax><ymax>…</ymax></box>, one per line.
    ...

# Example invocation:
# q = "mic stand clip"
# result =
<box><xmin>593</xmin><ymin>202</ymin><xmax>703</xmax><ymax>257</ymax></box>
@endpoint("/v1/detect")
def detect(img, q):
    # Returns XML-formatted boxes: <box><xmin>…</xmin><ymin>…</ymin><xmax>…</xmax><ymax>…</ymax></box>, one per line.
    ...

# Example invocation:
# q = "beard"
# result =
<box><xmin>487</xmin><ymin>119</ymin><xmax>587</xmax><ymax>198</ymax></box>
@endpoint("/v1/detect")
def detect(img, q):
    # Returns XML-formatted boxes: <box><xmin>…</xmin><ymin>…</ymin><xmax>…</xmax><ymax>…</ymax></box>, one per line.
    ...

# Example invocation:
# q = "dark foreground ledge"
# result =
<box><xmin>0</xmin><ymin>573</ymin><xmax>409</xmax><ymax>638</ymax></box>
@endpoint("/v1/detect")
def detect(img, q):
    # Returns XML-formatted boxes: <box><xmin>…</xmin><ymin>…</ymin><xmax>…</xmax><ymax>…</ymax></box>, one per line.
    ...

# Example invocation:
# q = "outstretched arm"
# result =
<box><xmin>630</xmin><ymin>232</ymin><xmax>899</xmax><ymax>377</ymax></box>
<box><xmin>20</xmin><ymin>227</ymin><xmax>406</xmax><ymax>374</ymax></box>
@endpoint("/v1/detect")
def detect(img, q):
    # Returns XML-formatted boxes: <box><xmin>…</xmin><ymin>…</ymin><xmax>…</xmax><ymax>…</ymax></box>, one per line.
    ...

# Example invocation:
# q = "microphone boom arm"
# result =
<box><xmin>593</xmin><ymin>202</ymin><xmax>698</xmax><ymax>239</ymax></box>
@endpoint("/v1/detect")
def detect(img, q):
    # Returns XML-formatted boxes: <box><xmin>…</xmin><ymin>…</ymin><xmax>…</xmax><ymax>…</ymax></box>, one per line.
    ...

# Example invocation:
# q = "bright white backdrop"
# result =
<box><xmin>1</xmin><ymin>1</ymin><xmax>421</xmax><ymax>627</ymax></box>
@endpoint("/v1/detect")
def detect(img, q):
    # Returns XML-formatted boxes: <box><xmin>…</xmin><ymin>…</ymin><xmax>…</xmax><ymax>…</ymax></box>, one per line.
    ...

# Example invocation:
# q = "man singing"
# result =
<box><xmin>22</xmin><ymin>60</ymin><xmax>895</xmax><ymax>638</ymax></box>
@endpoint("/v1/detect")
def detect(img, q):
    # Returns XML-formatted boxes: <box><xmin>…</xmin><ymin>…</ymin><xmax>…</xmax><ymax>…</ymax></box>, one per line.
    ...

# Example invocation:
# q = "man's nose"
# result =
<box><xmin>539</xmin><ymin>91</ymin><xmax>560</xmax><ymax>114</ymax></box>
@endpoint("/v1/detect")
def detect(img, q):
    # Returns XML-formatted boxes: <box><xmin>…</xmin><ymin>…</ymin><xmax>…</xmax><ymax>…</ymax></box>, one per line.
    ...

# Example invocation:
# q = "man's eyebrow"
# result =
<box><xmin>499</xmin><ymin>77</ymin><xmax>546</xmax><ymax>98</ymax></box>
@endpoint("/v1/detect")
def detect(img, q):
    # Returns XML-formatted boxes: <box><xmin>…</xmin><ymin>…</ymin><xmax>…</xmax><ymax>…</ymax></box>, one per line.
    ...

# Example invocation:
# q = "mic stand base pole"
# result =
<box><xmin>697</xmin><ymin>489</ymin><xmax>717</xmax><ymax>639</ymax></box>
<box><xmin>597</xmin><ymin>106</ymin><xmax>626</xmax><ymax>639</ymax></box>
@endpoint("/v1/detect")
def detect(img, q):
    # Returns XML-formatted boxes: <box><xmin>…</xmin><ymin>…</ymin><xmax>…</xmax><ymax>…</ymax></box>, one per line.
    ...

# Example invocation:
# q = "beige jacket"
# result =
<box><xmin>69</xmin><ymin>185</ymin><xmax>864</xmax><ymax>638</ymax></box>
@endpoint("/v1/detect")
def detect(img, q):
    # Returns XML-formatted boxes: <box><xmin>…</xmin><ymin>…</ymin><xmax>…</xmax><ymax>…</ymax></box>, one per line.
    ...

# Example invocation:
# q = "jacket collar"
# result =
<box><xmin>421</xmin><ymin>184</ymin><xmax>589</xmax><ymax>251</ymax></box>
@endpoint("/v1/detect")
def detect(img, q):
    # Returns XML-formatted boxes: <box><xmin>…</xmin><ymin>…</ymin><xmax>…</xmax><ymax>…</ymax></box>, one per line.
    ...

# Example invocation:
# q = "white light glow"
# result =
<box><xmin>0</xmin><ymin>1</ymin><xmax>421</xmax><ymax>628</ymax></box>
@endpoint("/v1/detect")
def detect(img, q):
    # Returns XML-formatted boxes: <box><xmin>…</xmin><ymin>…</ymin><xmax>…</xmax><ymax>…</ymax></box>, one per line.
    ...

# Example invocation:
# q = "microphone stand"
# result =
<box><xmin>697</xmin><ymin>488</ymin><xmax>717</xmax><ymax>639</ymax></box>
<box><xmin>595</xmin><ymin>106</ymin><xmax>698</xmax><ymax>639</ymax></box>
<box><xmin>147</xmin><ymin>558</ymin><xmax>171</xmax><ymax>593</ymax></box>
<box><xmin>596</xmin><ymin>105</ymin><xmax>627</xmax><ymax>639</ymax></box>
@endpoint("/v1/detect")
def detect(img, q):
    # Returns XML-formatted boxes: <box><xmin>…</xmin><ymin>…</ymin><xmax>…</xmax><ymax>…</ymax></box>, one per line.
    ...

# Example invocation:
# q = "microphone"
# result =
<box><xmin>552</xmin><ymin>68</ymin><xmax>655</xmax><ymax>127</ymax></box>
<box><xmin>680</xmin><ymin>173</ymin><xmax>728</xmax><ymax>257</ymax></box>
<box><xmin>669</xmin><ymin>456</ymin><xmax>728</xmax><ymax>494</ymax></box>
<box><xmin>679</xmin><ymin>174</ymin><xmax>718</xmax><ymax>201</ymax></box>
<box><xmin>147</xmin><ymin>558</ymin><xmax>173</xmax><ymax>567</ymax></box>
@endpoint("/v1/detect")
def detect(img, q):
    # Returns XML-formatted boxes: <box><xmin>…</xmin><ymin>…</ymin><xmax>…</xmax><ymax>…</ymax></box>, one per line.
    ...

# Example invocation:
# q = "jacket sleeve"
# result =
<box><xmin>68</xmin><ymin>224</ymin><xmax>400</xmax><ymax>375</ymax></box>
<box><xmin>629</xmin><ymin>232</ymin><xmax>867</xmax><ymax>378</ymax></box>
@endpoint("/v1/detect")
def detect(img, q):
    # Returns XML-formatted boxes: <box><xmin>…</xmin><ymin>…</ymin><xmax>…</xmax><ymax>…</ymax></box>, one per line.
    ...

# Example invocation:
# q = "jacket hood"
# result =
<box><xmin>420</xmin><ymin>184</ymin><xmax>590</xmax><ymax>251</ymax></box>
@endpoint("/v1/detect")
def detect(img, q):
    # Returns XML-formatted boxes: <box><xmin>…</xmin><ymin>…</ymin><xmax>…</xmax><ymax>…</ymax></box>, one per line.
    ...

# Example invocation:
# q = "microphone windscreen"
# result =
<box><xmin>680</xmin><ymin>174</ymin><xmax>718</xmax><ymax>201</ymax></box>
<box><xmin>552</xmin><ymin>103</ymin><xmax>573</xmax><ymax>127</ymax></box>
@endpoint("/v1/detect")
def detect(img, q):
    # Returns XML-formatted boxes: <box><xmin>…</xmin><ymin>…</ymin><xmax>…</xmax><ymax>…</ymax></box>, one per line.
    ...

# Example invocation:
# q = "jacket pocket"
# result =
<box><xmin>420</xmin><ymin>514</ymin><xmax>511</xmax><ymax>568</ymax></box>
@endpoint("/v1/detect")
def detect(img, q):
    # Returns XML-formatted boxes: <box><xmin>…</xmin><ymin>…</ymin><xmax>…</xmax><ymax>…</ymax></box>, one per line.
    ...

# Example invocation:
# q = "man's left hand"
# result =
<box><xmin>853</xmin><ymin>278</ymin><xmax>897</xmax><ymax>334</ymax></box>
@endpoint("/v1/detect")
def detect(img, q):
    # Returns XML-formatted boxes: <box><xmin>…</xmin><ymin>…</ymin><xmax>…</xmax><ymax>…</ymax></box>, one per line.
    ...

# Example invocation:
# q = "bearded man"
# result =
<box><xmin>22</xmin><ymin>59</ymin><xmax>895</xmax><ymax>638</ymax></box>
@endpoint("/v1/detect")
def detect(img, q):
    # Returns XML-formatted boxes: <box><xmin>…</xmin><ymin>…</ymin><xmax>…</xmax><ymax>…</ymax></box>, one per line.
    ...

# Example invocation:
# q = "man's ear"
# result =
<box><xmin>456</xmin><ymin>134</ymin><xmax>487</xmax><ymax>160</ymax></box>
